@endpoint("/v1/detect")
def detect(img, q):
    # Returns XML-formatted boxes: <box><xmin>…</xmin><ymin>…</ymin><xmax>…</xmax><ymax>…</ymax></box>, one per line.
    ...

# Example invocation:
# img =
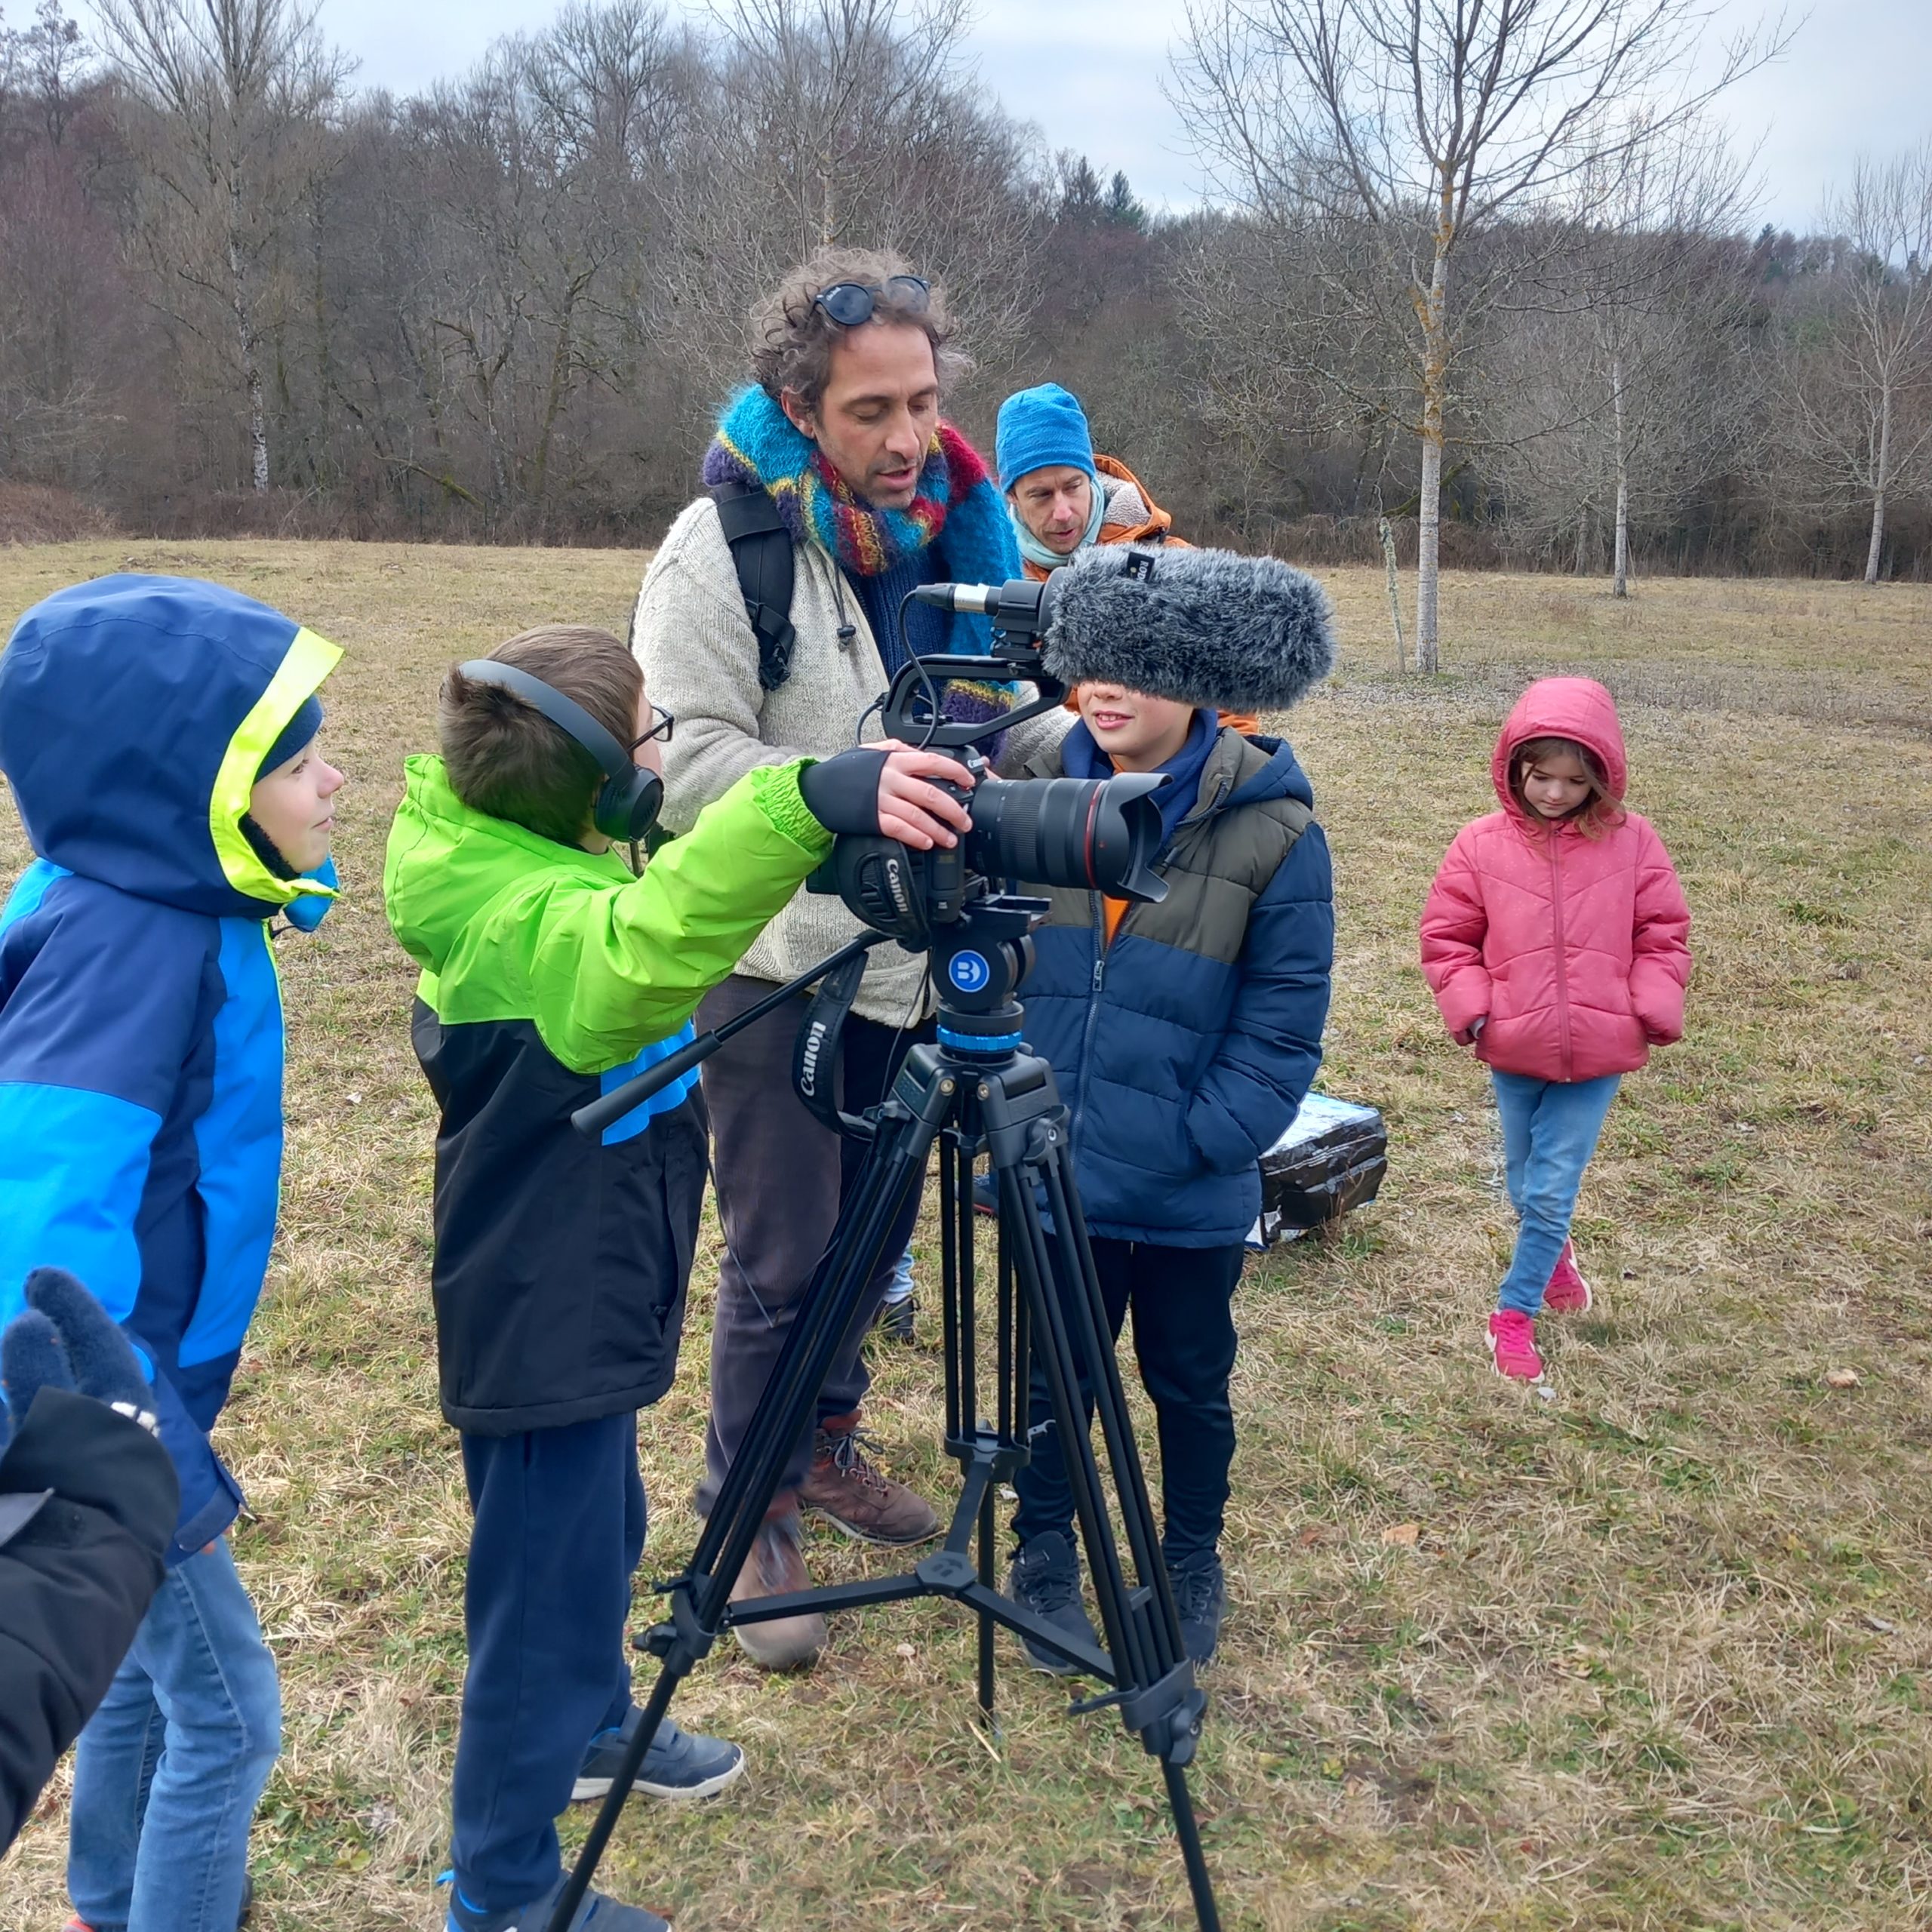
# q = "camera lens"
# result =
<box><xmin>964</xmin><ymin>773</ymin><xmax>1168</xmax><ymax>902</ymax></box>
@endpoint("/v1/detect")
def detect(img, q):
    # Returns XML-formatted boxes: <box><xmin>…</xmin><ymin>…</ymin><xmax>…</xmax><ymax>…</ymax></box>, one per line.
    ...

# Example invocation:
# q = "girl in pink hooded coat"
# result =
<box><xmin>1420</xmin><ymin>678</ymin><xmax>1691</xmax><ymax>1381</ymax></box>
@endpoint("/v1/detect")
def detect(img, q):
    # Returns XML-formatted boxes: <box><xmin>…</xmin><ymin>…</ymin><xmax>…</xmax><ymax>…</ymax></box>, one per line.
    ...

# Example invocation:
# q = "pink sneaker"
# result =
<box><xmin>1488</xmin><ymin>1309</ymin><xmax>1545</xmax><ymax>1381</ymax></box>
<box><xmin>1543</xmin><ymin>1242</ymin><xmax>1592</xmax><ymax>1315</ymax></box>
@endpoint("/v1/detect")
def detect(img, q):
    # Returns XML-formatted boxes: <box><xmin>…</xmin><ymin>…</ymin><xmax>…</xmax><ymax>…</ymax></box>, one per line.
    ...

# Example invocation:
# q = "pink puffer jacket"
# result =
<box><xmin>1420</xmin><ymin>678</ymin><xmax>1691</xmax><ymax>1084</ymax></box>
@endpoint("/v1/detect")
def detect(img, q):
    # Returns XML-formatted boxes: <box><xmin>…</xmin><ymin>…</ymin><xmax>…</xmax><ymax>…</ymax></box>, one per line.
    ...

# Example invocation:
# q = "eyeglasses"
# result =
<box><xmin>628</xmin><ymin>704</ymin><xmax>674</xmax><ymax>752</ymax></box>
<box><xmin>812</xmin><ymin>275</ymin><xmax>930</xmax><ymax>328</ymax></box>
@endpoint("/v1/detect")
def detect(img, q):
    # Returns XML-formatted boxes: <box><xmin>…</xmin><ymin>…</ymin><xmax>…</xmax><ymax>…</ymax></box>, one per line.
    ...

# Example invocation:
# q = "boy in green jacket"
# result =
<box><xmin>383</xmin><ymin>624</ymin><xmax>970</xmax><ymax>1932</ymax></box>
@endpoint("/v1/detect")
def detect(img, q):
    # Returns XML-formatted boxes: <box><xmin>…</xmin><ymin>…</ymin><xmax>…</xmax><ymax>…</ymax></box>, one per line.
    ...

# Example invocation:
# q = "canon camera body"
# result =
<box><xmin>809</xmin><ymin>587</ymin><xmax>1168</xmax><ymax>953</ymax></box>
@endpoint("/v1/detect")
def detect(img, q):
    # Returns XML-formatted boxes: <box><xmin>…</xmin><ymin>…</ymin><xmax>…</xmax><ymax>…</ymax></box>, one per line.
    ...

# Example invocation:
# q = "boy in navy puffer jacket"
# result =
<box><xmin>0</xmin><ymin>576</ymin><xmax>342</xmax><ymax>1932</ymax></box>
<box><xmin>1006</xmin><ymin>678</ymin><xmax>1333</xmax><ymax>1666</ymax></box>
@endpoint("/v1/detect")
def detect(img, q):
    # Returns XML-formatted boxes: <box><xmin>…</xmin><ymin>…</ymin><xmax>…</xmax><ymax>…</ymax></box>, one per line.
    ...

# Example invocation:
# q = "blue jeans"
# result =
<box><xmin>881</xmin><ymin>1246</ymin><xmax>915</xmax><ymax>1306</ymax></box>
<box><xmin>67</xmin><ymin>1539</ymin><xmax>281</xmax><ymax>1932</ymax></box>
<box><xmin>452</xmin><ymin>1411</ymin><xmax>646</xmax><ymax>1912</ymax></box>
<box><xmin>1493</xmin><ymin>1071</ymin><xmax>1621</xmax><ymax>1315</ymax></box>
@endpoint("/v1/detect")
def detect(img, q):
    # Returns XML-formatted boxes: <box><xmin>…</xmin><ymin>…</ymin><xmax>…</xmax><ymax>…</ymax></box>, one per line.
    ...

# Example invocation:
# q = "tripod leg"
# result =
<box><xmin>1040</xmin><ymin>1159</ymin><xmax>1184</xmax><ymax>1658</ymax></box>
<box><xmin>976</xmin><ymin>1477</ymin><xmax>996</xmax><ymax>1721</ymax></box>
<box><xmin>544</xmin><ymin>1654</ymin><xmax>687</xmax><ymax>1932</ymax></box>
<box><xmin>546</xmin><ymin>1085</ymin><xmax>946</xmax><ymax>1932</ymax></box>
<box><xmin>1000</xmin><ymin>1163</ymin><xmax>1157</xmax><ymax>1689</ymax></box>
<box><xmin>1000</xmin><ymin>1152</ymin><xmax>1223</xmax><ymax>1932</ymax></box>
<box><xmin>688</xmin><ymin>1100</ymin><xmax>935</xmax><ymax>1609</ymax></box>
<box><xmin>1164</xmin><ymin>1758</ymin><xmax>1224</xmax><ymax>1932</ymax></box>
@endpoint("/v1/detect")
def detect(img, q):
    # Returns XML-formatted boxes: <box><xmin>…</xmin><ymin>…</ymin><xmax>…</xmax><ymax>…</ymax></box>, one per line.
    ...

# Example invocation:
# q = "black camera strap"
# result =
<box><xmin>791</xmin><ymin>949</ymin><xmax>875</xmax><ymax>1141</ymax></box>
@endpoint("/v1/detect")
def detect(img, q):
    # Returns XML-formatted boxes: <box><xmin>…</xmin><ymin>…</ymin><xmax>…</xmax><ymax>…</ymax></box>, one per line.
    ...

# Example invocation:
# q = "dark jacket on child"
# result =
<box><xmin>1017</xmin><ymin>716</ymin><xmax>1335</xmax><ymax>1246</ymax></box>
<box><xmin>383</xmin><ymin>757</ymin><xmax>835</xmax><ymax>1435</ymax></box>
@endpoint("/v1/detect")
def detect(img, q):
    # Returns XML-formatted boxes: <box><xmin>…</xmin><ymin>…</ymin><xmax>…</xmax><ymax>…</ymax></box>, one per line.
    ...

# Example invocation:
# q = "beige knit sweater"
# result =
<box><xmin>632</xmin><ymin>495</ymin><xmax>1068</xmax><ymax>1024</ymax></box>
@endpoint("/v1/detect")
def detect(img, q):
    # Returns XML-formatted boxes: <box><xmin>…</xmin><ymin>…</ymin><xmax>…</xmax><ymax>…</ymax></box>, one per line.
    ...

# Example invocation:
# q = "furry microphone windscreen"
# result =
<box><xmin>1038</xmin><ymin>545</ymin><xmax>1337</xmax><ymax>712</ymax></box>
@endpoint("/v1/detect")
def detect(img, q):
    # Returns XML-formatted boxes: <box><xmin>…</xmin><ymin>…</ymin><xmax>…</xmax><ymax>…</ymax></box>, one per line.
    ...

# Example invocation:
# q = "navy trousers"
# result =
<box><xmin>1012</xmin><ymin>1236</ymin><xmax>1244</xmax><ymax>1564</ymax></box>
<box><xmin>451</xmin><ymin>1411</ymin><xmax>645</xmax><ymax>1911</ymax></box>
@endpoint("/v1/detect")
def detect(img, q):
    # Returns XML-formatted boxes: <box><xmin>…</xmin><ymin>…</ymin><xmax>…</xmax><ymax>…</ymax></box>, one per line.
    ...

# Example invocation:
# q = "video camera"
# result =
<box><xmin>573</xmin><ymin>543</ymin><xmax>1337</xmax><ymax>1137</ymax></box>
<box><xmin>808</xmin><ymin>576</ymin><xmax>1169</xmax><ymax>951</ymax></box>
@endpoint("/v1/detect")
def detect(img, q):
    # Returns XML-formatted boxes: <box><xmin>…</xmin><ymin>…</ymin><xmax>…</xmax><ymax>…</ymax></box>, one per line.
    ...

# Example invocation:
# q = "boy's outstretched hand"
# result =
<box><xmin>798</xmin><ymin>746</ymin><xmax>977</xmax><ymax>851</ymax></box>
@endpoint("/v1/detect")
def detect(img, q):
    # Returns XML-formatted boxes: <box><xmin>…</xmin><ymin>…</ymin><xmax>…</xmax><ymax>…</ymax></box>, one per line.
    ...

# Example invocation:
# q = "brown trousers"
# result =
<box><xmin>696</xmin><ymin>974</ymin><xmax>931</xmax><ymax>1513</ymax></box>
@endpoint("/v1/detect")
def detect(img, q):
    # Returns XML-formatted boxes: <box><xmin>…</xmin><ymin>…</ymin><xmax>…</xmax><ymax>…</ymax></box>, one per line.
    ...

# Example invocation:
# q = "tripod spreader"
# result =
<box><xmin>1069</xmin><ymin>1663</ymin><xmax>1208</xmax><ymax>1766</ymax></box>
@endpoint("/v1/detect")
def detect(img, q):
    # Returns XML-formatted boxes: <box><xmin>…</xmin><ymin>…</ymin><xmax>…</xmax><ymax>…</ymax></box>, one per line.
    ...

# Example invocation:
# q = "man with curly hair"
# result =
<box><xmin>632</xmin><ymin>249</ymin><xmax>1063</xmax><ymax>1669</ymax></box>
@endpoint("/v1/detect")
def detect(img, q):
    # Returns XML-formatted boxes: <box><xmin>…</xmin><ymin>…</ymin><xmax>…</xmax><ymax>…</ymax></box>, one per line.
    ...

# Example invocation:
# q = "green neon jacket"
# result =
<box><xmin>384</xmin><ymin>755</ymin><xmax>832</xmax><ymax>1432</ymax></box>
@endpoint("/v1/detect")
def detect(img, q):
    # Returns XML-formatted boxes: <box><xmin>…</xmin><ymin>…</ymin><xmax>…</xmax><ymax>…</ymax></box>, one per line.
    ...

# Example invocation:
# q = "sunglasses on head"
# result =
<box><xmin>812</xmin><ymin>275</ymin><xmax>931</xmax><ymax>328</ymax></box>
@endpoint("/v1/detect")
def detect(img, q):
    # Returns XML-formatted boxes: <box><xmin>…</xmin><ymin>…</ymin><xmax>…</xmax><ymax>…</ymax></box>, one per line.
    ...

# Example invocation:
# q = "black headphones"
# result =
<box><xmin>457</xmin><ymin>660</ymin><xmax>664</xmax><ymax>844</ymax></box>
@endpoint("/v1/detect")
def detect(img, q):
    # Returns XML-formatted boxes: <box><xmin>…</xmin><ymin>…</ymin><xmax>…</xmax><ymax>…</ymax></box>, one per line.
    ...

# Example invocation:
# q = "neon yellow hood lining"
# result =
<box><xmin>208</xmin><ymin>625</ymin><xmax>343</xmax><ymax>907</ymax></box>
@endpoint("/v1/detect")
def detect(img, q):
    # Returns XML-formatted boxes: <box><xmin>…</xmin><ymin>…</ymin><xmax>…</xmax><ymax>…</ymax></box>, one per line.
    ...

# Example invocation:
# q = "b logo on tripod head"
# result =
<box><xmin>948</xmin><ymin>949</ymin><xmax>991</xmax><ymax>994</ymax></box>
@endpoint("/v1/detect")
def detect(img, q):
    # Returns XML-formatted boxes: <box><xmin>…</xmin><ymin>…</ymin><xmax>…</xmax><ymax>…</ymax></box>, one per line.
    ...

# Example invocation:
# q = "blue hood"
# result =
<box><xmin>1218</xmin><ymin>732</ymin><xmax>1315</xmax><ymax>813</ymax></box>
<box><xmin>0</xmin><ymin>575</ymin><xmax>341</xmax><ymax>920</ymax></box>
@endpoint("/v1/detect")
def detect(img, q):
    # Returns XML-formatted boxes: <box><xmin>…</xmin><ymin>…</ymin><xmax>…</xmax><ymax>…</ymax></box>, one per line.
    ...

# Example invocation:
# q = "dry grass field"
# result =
<box><xmin>3</xmin><ymin>543</ymin><xmax>1930</xmax><ymax>1932</ymax></box>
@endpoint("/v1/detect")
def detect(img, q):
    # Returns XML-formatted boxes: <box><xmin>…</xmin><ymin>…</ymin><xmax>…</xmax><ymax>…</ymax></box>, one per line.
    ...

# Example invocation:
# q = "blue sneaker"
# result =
<box><xmin>571</xmin><ymin>1706</ymin><xmax>746</xmax><ymax>1802</ymax></box>
<box><xmin>444</xmin><ymin>1872</ymin><xmax>669</xmax><ymax>1931</ymax></box>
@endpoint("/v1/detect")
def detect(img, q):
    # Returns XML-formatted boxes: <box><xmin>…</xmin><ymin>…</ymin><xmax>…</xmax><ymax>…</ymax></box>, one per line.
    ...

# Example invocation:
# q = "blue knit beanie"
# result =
<box><xmin>257</xmin><ymin>694</ymin><xmax>323</xmax><ymax>777</ymax></box>
<box><xmin>996</xmin><ymin>384</ymin><xmax>1096</xmax><ymax>492</ymax></box>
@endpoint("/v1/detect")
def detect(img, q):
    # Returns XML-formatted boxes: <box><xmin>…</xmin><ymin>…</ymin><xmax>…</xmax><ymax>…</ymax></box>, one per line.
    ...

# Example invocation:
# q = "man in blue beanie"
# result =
<box><xmin>995</xmin><ymin>382</ymin><xmax>1188</xmax><ymax>577</ymax></box>
<box><xmin>995</xmin><ymin>387</ymin><xmax>1257</xmax><ymax>735</ymax></box>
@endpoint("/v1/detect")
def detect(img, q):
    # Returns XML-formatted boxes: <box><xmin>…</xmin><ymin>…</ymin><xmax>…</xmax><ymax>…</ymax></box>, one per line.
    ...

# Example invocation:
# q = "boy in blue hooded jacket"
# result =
<box><xmin>1004</xmin><ymin>677</ymin><xmax>1334</xmax><ymax>1669</ymax></box>
<box><xmin>0</xmin><ymin>575</ymin><xmax>342</xmax><ymax>1932</ymax></box>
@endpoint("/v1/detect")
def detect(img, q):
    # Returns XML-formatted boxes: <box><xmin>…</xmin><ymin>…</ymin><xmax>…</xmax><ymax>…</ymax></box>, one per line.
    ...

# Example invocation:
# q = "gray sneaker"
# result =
<box><xmin>572</xmin><ymin>1708</ymin><xmax>745</xmax><ymax>1802</ymax></box>
<box><xmin>1008</xmin><ymin>1531</ymin><xmax>1100</xmax><ymax>1675</ymax></box>
<box><xmin>445</xmin><ymin>1872</ymin><xmax>668</xmax><ymax>1931</ymax></box>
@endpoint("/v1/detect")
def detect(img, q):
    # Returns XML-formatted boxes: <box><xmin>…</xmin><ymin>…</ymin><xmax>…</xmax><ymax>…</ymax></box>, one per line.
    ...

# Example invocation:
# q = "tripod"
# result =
<box><xmin>549</xmin><ymin>892</ymin><xmax>1224</xmax><ymax>1932</ymax></box>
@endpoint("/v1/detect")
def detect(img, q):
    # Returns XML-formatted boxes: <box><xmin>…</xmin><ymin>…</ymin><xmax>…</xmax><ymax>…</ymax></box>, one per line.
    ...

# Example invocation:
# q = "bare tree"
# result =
<box><xmin>1486</xmin><ymin>120</ymin><xmax>1758</xmax><ymax>593</ymax></box>
<box><xmin>723</xmin><ymin>0</ymin><xmax>962</xmax><ymax>248</ymax></box>
<box><xmin>93</xmin><ymin>0</ymin><xmax>349</xmax><ymax>491</ymax></box>
<box><xmin>648</xmin><ymin>0</ymin><xmax>1046</xmax><ymax>417</ymax></box>
<box><xmin>2</xmin><ymin>0</ymin><xmax>91</xmax><ymax>145</ymax></box>
<box><xmin>1784</xmin><ymin>145</ymin><xmax>1932</xmax><ymax>583</ymax></box>
<box><xmin>1175</xmin><ymin>0</ymin><xmax>1780</xmax><ymax>666</ymax></box>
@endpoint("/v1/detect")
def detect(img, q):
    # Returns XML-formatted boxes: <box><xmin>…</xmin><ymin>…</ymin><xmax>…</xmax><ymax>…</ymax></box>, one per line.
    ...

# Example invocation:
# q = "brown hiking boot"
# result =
<box><xmin>799</xmin><ymin>1413</ymin><xmax>941</xmax><ymax>1546</ymax></box>
<box><xmin>727</xmin><ymin>1512</ymin><xmax>827</xmax><ymax>1671</ymax></box>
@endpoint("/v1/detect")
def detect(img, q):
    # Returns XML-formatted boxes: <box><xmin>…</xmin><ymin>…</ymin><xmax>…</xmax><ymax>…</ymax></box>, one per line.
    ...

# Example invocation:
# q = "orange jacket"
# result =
<box><xmin>1028</xmin><ymin>457</ymin><xmax>1259</xmax><ymax>735</ymax></box>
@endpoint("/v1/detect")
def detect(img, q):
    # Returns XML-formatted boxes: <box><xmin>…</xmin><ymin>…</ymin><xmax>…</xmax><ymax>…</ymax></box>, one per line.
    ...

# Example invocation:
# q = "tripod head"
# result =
<box><xmin>927</xmin><ymin>889</ymin><xmax>1048</xmax><ymax>1064</ymax></box>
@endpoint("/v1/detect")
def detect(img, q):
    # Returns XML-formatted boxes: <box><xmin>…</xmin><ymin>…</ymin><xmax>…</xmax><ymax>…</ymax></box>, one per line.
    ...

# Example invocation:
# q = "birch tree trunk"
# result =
<box><xmin>229</xmin><ymin>223</ymin><xmax>269</xmax><ymax>494</ymax></box>
<box><xmin>1413</xmin><ymin>240</ymin><xmax>1450</xmax><ymax>673</ymax></box>
<box><xmin>1611</xmin><ymin>352</ymin><xmax>1631</xmax><ymax>598</ymax></box>
<box><xmin>1865</xmin><ymin>380</ymin><xmax>1892</xmax><ymax>583</ymax></box>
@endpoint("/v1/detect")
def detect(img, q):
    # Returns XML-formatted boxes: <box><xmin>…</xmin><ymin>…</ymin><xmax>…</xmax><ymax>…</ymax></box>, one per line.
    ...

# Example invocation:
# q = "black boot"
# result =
<box><xmin>871</xmin><ymin>1294</ymin><xmax>916</xmax><ymax>1345</ymax></box>
<box><xmin>1008</xmin><ymin>1532</ymin><xmax>1100</xmax><ymax>1675</ymax></box>
<box><xmin>1168</xmin><ymin>1549</ymin><xmax>1226</xmax><ymax>1663</ymax></box>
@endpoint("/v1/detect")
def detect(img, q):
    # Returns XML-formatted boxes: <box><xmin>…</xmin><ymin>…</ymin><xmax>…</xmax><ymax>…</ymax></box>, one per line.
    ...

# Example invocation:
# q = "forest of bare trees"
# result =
<box><xmin>2</xmin><ymin>0</ymin><xmax>1929</xmax><ymax>597</ymax></box>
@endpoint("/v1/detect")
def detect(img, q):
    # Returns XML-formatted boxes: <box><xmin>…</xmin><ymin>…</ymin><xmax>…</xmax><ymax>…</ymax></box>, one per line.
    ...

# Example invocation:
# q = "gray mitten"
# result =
<box><xmin>0</xmin><ymin>1268</ymin><xmax>158</xmax><ymax>1454</ymax></box>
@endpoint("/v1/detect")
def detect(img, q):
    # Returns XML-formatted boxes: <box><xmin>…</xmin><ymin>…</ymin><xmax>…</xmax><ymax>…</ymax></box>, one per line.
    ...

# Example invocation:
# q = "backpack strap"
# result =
<box><xmin>710</xmin><ymin>478</ymin><xmax>798</xmax><ymax>693</ymax></box>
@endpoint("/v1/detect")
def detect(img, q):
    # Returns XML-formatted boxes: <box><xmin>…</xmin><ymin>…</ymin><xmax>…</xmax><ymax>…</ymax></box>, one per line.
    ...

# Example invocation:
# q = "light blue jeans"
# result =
<box><xmin>1493</xmin><ymin>1071</ymin><xmax>1621</xmax><ymax>1315</ymax></box>
<box><xmin>67</xmin><ymin>1538</ymin><xmax>281</xmax><ymax>1932</ymax></box>
<box><xmin>881</xmin><ymin>1245</ymin><xmax>915</xmax><ymax>1306</ymax></box>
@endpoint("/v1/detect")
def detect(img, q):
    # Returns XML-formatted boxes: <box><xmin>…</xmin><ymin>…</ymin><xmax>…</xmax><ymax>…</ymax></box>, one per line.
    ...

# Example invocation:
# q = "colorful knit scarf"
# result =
<box><xmin>703</xmin><ymin>386</ymin><xmax>1017</xmax><ymax>587</ymax></box>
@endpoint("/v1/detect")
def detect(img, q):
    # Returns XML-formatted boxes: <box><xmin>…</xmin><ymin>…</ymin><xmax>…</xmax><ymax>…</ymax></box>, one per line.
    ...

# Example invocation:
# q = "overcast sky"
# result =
<box><xmin>71</xmin><ymin>0</ymin><xmax>1932</xmax><ymax>233</ymax></box>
